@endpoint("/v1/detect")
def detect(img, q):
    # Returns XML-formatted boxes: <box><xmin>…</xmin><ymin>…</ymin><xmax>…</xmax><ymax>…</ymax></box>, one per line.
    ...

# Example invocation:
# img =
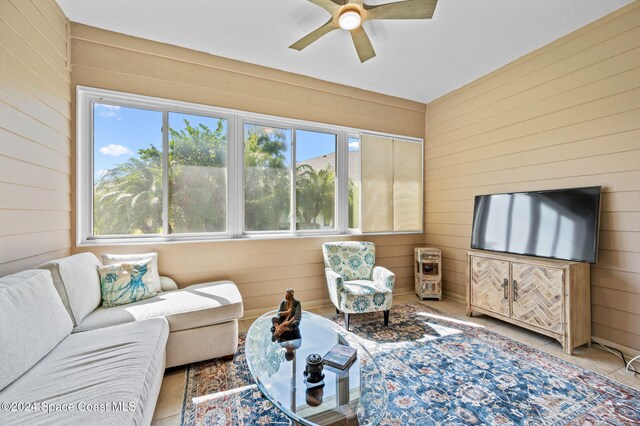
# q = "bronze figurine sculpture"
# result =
<box><xmin>271</xmin><ymin>288</ymin><xmax>301</xmax><ymax>338</ymax></box>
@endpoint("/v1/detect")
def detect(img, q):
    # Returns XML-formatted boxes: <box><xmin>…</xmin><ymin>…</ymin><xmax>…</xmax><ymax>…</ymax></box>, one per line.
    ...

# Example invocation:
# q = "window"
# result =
<box><xmin>295</xmin><ymin>130</ymin><xmax>336</xmax><ymax>231</ymax></box>
<box><xmin>78</xmin><ymin>87</ymin><xmax>423</xmax><ymax>244</ymax></box>
<box><xmin>168</xmin><ymin>112</ymin><xmax>228</xmax><ymax>234</ymax></box>
<box><xmin>242</xmin><ymin>126</ymin><xmax>339</xmax><ymax>233</ymax></box>
<box><xmin>93</xmin><ymin>104</ymin><xmax>163</xmax><ymax>236</ymax></box>
<box><xmin>243</xmin><ymin>124</ymin><xmax>292</xmax><ymax>232</ymax></box>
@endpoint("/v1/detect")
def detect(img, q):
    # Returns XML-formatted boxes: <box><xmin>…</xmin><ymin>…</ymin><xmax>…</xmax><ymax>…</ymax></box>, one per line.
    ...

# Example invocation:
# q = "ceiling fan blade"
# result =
<box><xmin>306</xmin><ymin>0</ymin><xmax>341</xmax><ymax>14</ymax></box>
<box><xmin>328</xmin><ymin>0</ymin><xmax>364</xmax><ymax>5</ymax></box>
<box><xmin>364</xmin><ymin>0</ymin><xmax>437</xmax><ymax>20</ymax></box>
<box><xmin>290</xmin><ymin>19</ymin><xmax>339</xmax><ymax>51</ymax></box>
<box><xmin>350</xmin><ymin>27</ymin><xmax>376</xmax><ymax>63</ymax></box>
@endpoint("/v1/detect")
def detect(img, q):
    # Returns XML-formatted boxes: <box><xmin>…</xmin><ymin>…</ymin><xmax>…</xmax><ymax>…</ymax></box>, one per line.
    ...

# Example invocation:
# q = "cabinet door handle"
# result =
<box><xmin>501</xmin><ymin>278</ymin><xmax>508</xmax><ymax>299</ymax></box>
<box><xmin>513</xmin><ymin>280</ymin><xmax>518</xmax><ymax>301</ymax></box>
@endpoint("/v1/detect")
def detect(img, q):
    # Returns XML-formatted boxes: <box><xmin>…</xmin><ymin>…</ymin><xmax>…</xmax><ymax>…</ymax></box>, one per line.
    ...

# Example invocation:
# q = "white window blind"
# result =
<box><xmin>360</xmin><ymin>134</ymin><xmax>423</xmax><ymax>233</ymax></box>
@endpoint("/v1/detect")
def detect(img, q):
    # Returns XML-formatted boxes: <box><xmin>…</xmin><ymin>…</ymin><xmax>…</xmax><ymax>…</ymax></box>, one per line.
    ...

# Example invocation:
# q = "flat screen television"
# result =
<box><xmin>471</xmin><ymin>186</ymin><xmax>601</xmax><ymax>263</ymax></box>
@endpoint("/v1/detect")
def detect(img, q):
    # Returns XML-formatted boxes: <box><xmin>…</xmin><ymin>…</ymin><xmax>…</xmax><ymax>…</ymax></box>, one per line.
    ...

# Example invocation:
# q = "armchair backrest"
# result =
<box><xmin>322</xmin><ymin>242</ymin><xmax>375</xmax><ymax>281</ymax></box>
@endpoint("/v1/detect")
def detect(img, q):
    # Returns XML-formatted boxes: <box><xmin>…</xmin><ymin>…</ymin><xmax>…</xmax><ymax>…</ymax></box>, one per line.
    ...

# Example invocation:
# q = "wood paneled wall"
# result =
<box><xmin>69</xmin><ymin>24</ymin><xmax>426</xmax><ymax>315</ymax></box>
<box><xmin>424</xmin><ymin>2</ymin><xmax>640</xmax><ymax>350</ymax></box>
<box><xmin>0</xmin><ymin>0</ymin><xmax>71</xmax><ymax>276</ymax></box>
<box><xmin>75</xmin><ymin>234</ymin><xmax>424</xmax><ymax>316</ymax></box>
<box><xmin>69</xmin><ymin>24</ymin><xmax>425</xmax><ymax>138</ymax></box>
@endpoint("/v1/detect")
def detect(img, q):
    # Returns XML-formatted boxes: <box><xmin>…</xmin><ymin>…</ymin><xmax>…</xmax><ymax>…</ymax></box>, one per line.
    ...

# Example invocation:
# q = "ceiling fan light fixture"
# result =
<box><xmin>338</xmin><ymin>10</ymin><xmax>361</xmax><ymax>31</ymax></box>
<box><xmin>291</xmin><ymin>0</ymin><xmax>439</xmax><ymax>63</ymax></box>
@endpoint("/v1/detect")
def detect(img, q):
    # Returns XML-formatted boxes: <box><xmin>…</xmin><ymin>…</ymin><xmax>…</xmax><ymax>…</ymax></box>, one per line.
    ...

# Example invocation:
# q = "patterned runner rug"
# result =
<box><xmin>180</xmin><ymin>303</ymin><xmax>639</xmax><ymax>425</ymax></box>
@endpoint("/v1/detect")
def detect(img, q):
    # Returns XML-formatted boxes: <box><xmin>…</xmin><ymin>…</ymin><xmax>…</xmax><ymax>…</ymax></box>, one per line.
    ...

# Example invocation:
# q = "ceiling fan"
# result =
<box><xmin>290</xmin><ymin>0</ymin><xmax>438</xmax><ymax>63</ymax></box>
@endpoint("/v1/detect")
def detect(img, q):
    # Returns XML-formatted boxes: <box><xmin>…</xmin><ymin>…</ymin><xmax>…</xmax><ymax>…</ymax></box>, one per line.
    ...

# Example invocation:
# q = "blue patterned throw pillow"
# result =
<box><xmin>98</xmin><ymin>260</ymin><xmax>157</xmax><ymax>308</ymax></box>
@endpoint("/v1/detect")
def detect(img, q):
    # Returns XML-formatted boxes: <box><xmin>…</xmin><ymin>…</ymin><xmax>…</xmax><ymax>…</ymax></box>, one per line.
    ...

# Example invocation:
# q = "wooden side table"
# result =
<box><xmin>415</xmin><ymin>248</ymin><xmax>442</xmax><ymax>300</ymax></box>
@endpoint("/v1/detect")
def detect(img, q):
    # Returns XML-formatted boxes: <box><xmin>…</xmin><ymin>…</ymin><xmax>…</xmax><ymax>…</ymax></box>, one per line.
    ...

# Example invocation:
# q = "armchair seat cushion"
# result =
<box><xmin>343</xmin><ymin>280</ymin><xmax>392</xmax><ymax>295</ymax></box>
<box><xmin>339</xmin><ymin>280</ymin><xmax>393</xmax><ymax>314</ymax></box>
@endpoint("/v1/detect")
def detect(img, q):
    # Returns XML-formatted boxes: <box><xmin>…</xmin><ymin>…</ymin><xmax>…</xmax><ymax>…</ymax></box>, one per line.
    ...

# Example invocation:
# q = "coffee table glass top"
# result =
<box><xmin>245</xmin><ymin>310</ymin><xmax>387</xmax><ymax>426</ymax></box>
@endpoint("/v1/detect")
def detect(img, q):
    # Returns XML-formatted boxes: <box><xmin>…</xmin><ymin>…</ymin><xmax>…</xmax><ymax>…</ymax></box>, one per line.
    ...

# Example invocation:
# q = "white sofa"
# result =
<box><xmin>38</xmin><ymin>252</ymin><xmax>243</xmax><ymax>367</ymax></box>
<box><xmin>0</xmin><ymin>253</ymin><xmax>243</xmax><ymax>425</ymax></box>
<box><xmin>0</xmin><ymin>269</ymin><xmax>168</xmax><ymax>425</ymax></box>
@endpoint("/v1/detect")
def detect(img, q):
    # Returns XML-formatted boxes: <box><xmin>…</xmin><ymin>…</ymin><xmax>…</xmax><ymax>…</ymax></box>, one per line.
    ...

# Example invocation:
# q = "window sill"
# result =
<box><xmin>78</xmin><ymin>230</ymin><xmax>424</xmax><ymax>247</ymax></box>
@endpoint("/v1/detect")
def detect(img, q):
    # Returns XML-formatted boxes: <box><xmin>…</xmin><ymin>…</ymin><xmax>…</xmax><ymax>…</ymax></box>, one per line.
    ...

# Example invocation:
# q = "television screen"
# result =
<box><xmin>471</xmin><ymin>186</ymin><xmax>601</xmax><ymax>263</ymax></box>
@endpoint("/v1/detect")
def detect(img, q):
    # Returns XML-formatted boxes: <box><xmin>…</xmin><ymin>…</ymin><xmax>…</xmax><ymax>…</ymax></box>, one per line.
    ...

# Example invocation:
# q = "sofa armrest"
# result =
<box><xmin>373</xmin><ymin>266</ymin><xmax>395</xmax><ymax>291</ymax></box>
<box><xmin>159</xmin><ymin>276</ymin><xmax>178</xmax><ymax>292</ymax></box>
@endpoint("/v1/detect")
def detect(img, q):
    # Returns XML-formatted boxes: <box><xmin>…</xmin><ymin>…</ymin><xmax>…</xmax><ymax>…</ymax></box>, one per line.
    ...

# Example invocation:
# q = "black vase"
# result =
<box><xmin>305</xmin><ymin>386</ymin><xmax>324</xmax><ymax>407</ymax></box>
<box><xmin>304</xmin><ymin>353</ymin><xmax>324</xmax><ymax>384</ymax></box>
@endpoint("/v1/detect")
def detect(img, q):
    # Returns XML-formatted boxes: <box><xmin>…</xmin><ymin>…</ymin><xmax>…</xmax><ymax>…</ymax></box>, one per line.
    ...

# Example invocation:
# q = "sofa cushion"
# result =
<box><xmin>37</xmin><ymin>253</ymin><xmax>103</xmax><ymax>325</ymax></box>
<box><xmin>159</xmin><ymin>276</ymin><xmax>178</xmax><ymax>292</ymax></box>
<box><xmin>74</xmin><ymin>280</ymin><xmax>243</xmax><ymax>333</ymax></box>
<box><xmin>0</xmin><ymin>318</ymin><xmax>168</xmax><ymax>426</ymax></box>
<box><xmin>98</xmin><ymin>260</ymin><xmax>157</xmax><ymax>307</ymax></box>
<box><xmin>0</xmin><ymin>270</ymin><xmax>73</xmax><ymax>391</ymax></box>
<box><xmin>102</xmin><ymin>252</ymin><xmax>161</xmax><ymax>293</ymax></box>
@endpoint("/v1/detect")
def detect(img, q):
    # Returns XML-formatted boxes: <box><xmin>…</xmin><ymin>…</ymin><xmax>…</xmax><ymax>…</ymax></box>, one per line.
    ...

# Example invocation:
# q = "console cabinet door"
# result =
<box><xmin>511</xmin><ymin>263</ymin><xmax>564</xmax><ymax>333</ymax></box>
<box><xmin>470</xmin><ymin>256</ymin><xmax>510</xmax><ymax>316</ymax></box>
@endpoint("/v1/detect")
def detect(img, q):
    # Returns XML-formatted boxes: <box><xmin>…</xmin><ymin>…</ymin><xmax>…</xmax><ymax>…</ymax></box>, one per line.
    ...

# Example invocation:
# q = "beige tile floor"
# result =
<box><xmin>151</xmin><ymin>293</ymin><xmax>640</xmax><ymax>425</ymax></box>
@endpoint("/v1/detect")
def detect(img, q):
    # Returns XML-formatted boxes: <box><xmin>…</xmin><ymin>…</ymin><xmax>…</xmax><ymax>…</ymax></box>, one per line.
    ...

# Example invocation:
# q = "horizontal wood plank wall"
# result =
<box><xmin>0</xmin><ymin>0</ymin><xmax>71</xmax><ymax>276</ymax></box>
<box><xmin>69</xmin><ymin>24</ymin><xmax>426</xmax><ymax>313</ymax></box>
<box><xmin>74</xmin><ymin>234</ymin><xmax>424</xmax><ymax>315</ymax></box>
<box><xmin>69</xmin><ymin>24</ymin><xmax>425</xmax><ymax>138</ymax></box>
<box><xmin>424</xmin><ymin>2</ymin><xmax>640</xmax><ymax>351</ymax></box>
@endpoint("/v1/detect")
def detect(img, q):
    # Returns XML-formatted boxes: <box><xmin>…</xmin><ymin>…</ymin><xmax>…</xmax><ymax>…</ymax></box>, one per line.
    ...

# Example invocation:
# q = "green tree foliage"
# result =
<box><xmin>168</xmin><ymin>119</ymin><xmax>227</xmax><ymax>233</ymax></box>
<box><xmin>94</xmin><ymin>120</ymin><xmax>356</xmax><ymax>235</ymax></box>
<box><xmin>94</xmin><ymin>119</ymin><xmax>228</xmax><ymax>235</ymax></box>
<box><xmin>244</xmin><ymin>127</ymin><xmax>291</xmax><ymax>231</ymax></box>
<box><xmin>94</xmin><ymin>145</ymin><xmax>163</xmax><ymax>235</ymax></box>
<box><xmin>296</xmin><ymin>164</ymin><xmax>334</xmax><ymax>229</ymax></box>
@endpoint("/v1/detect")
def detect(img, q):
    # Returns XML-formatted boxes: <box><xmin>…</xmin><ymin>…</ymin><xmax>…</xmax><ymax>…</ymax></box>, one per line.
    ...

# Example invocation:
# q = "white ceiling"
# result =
<box><xmin>56</xmin><ymin>0</ymin><xmax>633</xmax><ymax>103</ymax></box>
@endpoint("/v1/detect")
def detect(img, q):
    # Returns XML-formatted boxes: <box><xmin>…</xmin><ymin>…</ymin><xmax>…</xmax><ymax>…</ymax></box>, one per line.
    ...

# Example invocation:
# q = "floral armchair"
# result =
<box><xmin>322</xmin><ymin>241</ymin><xmax>395</xmax><ymax>330</ymax></box>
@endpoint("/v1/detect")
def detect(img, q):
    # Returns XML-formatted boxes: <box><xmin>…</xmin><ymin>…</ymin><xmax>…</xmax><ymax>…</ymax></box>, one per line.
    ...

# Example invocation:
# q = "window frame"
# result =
<box><xmin>347</xmin><ymin>133</ymin><xmax>362</xmax><ymax>231</ymax></box>
<box><xmin>77</xmin><ymin>86</ymin><xmax>423</xmax><ymax>246</ymax></box>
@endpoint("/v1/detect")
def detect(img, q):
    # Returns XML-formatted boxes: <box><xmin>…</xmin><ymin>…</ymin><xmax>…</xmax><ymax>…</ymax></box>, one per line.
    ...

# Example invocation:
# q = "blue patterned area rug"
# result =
<box><xmin>180</xmin><ymin>303</ymin><xmax>640</xmax><ymax>425</ymax></box>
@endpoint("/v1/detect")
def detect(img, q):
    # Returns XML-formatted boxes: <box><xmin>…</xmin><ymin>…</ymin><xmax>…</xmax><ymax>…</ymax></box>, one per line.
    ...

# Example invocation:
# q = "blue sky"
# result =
<box><xmin>297</xmin><ymin>129</ymin><xmax>336</xmax><ymax>164</ymax></box>
<box><xmin>93</xmin><ymin>104</ymin><xmax>161</xmax><ymax>179</ymax></box>
<box><xmin>94</xmin><ymin>104</ymin><xmax>358</xmax><ymax>179</ymax></box>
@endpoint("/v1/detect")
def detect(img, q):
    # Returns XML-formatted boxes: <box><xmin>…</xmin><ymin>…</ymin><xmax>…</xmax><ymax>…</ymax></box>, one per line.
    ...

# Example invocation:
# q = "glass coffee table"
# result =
<box><xmin>245</xmin><ymin>310</ymin><xmax>387</xmax><ymax>426</ymax></box>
